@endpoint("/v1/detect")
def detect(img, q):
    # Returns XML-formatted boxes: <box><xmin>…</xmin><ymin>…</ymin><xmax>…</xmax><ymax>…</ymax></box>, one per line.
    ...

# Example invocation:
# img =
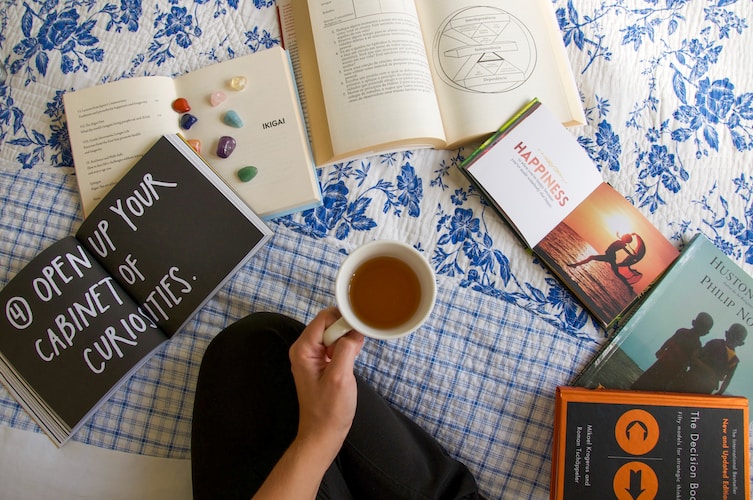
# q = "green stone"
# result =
<box><xmin>237</xmin><ymin>166</ymin><xmax>258</xmax><ymax>182</ymax></box>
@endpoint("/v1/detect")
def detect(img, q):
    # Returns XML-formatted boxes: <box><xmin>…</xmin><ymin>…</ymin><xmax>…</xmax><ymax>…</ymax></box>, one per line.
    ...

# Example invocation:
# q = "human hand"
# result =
<box><xmin>289</xmin><ymin>307</ymin><xmax>365</xmax><ymax>460</ymax></box>
<box><xmin>252</xmin><ymin>309</ymin><xmax>365</xmax><ymax>499</ymax></box>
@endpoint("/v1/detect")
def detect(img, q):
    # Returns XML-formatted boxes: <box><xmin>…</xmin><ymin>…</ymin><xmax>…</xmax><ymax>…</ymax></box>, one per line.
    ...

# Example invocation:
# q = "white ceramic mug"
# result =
<box><xmin>323</xmin><ymin>240</ymin><xmax>437</xmax><ymax>346</ymax></box>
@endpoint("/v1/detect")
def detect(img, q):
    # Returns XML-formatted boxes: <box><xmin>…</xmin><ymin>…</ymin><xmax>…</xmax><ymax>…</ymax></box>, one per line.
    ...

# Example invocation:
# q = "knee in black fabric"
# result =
<box><xmin>191</xmin><ymin>311</ymin><xmax>306</xmax><ymax>499</ymax></box>
<box><xmin>206</xmin><ymin>311</ymin><xmax>304</xmax><ymax>353</ymax></box>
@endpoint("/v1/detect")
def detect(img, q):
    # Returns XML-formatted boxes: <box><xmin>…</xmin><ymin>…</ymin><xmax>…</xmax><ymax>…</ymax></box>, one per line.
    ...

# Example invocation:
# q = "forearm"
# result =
<box><xmin>252</xmin><ymin>309</ymin><xmax>362</xmax><ymax>499</ymax></box>
<box><xmin>252</xmin><ymin>435</ymin><xmax>339</xmax><ymax>500</ymax></box>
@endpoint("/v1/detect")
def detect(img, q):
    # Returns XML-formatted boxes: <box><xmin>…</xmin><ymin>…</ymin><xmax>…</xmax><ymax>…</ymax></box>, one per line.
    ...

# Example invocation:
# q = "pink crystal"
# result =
<box><xmin>209</xmin><ymin>91</ymin><xmax>226</xmax><ymax>107</ymax></box>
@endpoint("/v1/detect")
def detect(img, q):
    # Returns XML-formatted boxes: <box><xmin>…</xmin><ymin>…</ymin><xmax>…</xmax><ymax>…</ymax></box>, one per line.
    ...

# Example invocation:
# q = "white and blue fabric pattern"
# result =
<box><xmin>1</xmin><ymin>1</ymin><xmax>752</xmax><ymax>498</ymax></box>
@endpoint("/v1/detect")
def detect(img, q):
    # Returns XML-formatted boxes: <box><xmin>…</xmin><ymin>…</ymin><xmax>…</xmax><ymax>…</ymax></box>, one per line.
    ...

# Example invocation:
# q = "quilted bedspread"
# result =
<box><xmin>1</xmin><ymin>1</ymin><xmax>752</xmax><ymax>498</ymax></box>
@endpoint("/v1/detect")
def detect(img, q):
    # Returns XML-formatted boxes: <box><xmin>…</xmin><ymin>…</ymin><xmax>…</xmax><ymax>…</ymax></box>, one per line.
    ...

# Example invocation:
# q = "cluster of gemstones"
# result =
<box><xmin>171</xmin><ymin>75</ymin><xmax>258</xmax><ymax>182</ymax></box>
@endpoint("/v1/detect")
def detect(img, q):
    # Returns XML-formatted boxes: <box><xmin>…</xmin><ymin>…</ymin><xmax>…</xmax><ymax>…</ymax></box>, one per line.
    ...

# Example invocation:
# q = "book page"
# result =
<box><xmin>65</xmin><ymin>48</ymin><xmax>320</xmax><ymax>220</ymax></box>
<box><xmin>278</xmin><ymin>0</ymin><xmax>335</xmax><ymax>166</ymax></box>
<box><xmin>0</xmin><ymin>236</ymin><xmax>167</xmax><ymax>437</ymax></box>
<box><xmin>0</xmin><ymin>426</ymin><xmax>191</xmax><ymax>500</ymax></box>
<box><xmin>171</xmin><ymin>48</ymin><xmax>320</xmax><ymax>219</ymax></box>
<box><xmin>414</xmin><ymin>0</ymin><xmax>585</xmax><ymax>147</ymax></box>
<box><xmin>63</xmin><ymin>78</ymin><xmax>179</xmax><ymax>215</ymax></box>
<box><xmin>306</xmin><ymin>0</ymin><xmax>447</xmax><ymax>157</ymax></box>
<box><xmin>463</xmin><ymin>102</ymin><xmax>602</xmax><ymax>247</ymax></box>
<box><xmin>534</xmin><ymin>183</ymin><xmax>680</xmax><ymax>326</ymax></box>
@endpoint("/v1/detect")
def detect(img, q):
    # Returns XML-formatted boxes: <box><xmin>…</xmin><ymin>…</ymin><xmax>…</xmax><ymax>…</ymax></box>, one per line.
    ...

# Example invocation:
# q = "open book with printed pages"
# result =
<box><xmin>277</xmin><ymin>0</ymin><xmax>585</xmax><ymax>166</ymax></box>
<box><xmin>0</xmin><ymin>134</ymin><xmax>272</xmax><ymax>446</ymax></box>
<box><xmin>64</xmin><ymin>46</ymin><xmax>321</xmax><ymax>220</ymax></box>
<box><xmin>458</xmin><ymin>99</ymin><xmax>680</xmax><ymax>327</ymax></box>
<box><xmin>573</xmin><ymin>233</ymin><xmax>753</xmax><ymax>422</ymax></box>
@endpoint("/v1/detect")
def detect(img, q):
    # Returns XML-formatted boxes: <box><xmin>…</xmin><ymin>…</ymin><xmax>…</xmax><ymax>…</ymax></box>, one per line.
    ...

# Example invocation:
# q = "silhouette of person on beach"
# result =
<box><xmin>668</xmin><ymin>323</ymin><xmax>747</xmax><ymax>395</ymax></box>
<box><xmin>568</xmin><ymin>233</ymin><xmax>645</xmax><ymax>286</ymax></box>
<box><xmin>630</xmin><ymin>312</ymin><xmax>713</xmax><ymax>391</ymax></box>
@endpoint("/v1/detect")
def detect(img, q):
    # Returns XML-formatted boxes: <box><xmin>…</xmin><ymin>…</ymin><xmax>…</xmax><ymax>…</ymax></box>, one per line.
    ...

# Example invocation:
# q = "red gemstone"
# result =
<box><xmin>172</xmin><ymin>98</ymin><xmax>191</xmax><ymax>113</ymax></box>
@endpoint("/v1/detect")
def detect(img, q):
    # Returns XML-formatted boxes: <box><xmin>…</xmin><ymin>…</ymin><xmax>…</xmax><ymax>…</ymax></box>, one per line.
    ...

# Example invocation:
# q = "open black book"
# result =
<box><xmin>0</xmin><ymin>134</ymin><xmax>272</xmax><ymax>445</ymax></box>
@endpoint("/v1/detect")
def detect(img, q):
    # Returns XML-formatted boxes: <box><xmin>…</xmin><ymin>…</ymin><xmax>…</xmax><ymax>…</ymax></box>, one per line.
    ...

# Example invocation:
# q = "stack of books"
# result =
<box><xmin>458</xmin><ymin>99</ymin><xmax>751</xmax><ymax>499</ymax></box>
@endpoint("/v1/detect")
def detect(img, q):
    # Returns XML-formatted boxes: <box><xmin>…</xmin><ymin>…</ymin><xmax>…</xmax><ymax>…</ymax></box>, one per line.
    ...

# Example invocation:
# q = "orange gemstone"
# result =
<box><xmin>172</xmin><ymin>98</ymin><xmax>190</xmax><ymax>113</ymax></box>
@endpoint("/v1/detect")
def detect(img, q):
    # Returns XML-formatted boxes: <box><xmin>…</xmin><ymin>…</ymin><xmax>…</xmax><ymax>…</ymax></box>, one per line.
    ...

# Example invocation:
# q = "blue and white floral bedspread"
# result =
<box><xmin>1</xmin><ymin>1</ymin><xmax>752</xmax><ymax>498</ymax></box>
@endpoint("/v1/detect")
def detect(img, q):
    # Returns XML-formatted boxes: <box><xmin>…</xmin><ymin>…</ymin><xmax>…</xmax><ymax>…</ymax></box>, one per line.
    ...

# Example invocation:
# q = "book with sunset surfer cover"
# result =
<box><xmin>458</xmin><ymin>99</ymin><xmax>679</xmax><ymax>327</ymax></box>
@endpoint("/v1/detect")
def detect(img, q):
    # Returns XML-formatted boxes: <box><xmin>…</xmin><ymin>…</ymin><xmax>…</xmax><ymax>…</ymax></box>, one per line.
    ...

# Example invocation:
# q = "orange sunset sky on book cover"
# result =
<box><xmin>536</xmin><ymin>183</ymin><xmax>679</xmax><ymax>325</ymax></box>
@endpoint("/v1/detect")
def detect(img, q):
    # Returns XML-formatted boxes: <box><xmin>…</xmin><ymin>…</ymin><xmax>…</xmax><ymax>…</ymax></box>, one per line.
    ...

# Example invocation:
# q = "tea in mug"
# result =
<box><xmin>348</xmin><ymin>256</ymin><xmax>421</xmax><ymax>329</ymax></box>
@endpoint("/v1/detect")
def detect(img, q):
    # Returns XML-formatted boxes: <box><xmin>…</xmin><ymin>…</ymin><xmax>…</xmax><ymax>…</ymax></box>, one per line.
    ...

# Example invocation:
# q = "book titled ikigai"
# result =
<box><xmin>0</xmin><ymin>134</ymin><xmax>272</xmax><ymax>446</ymax></box>
<box><xmin>574</xmin><ymin>233</ymin><xmax>753</xmax><ymax>420</ymax></box>
<box><xmin>458</xmin><ymin>99</ymin><xmax>680</xmax><ymax>327</ymax></box>
<box><xmin>64</xmin><ymin>46</ymin><xmax>321</xmax><ymax>220</ymax></box>
<box><xmin>550</xmin><ymin>386</ymin><xmax>749</xmax><ymax>500</ymax></box>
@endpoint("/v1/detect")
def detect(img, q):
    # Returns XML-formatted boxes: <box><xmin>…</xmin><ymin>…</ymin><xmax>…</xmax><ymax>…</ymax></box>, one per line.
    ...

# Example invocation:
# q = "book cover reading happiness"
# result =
<box><xmin>459</xmin><ymin>100</ymin><xmax>679</xmax><ymax>327</ymax></box>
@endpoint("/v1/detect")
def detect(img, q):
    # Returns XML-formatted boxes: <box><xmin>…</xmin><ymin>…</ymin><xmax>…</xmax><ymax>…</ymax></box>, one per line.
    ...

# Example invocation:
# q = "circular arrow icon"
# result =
<box><xmin>613</xmin><ymin>462</ymin><xmax>658</xmax><ymax>500</ymax></box>
<box><xmin>615</xmin><ymin>409</ymin><xmax>659</xmax><ymax>455</ymax></box>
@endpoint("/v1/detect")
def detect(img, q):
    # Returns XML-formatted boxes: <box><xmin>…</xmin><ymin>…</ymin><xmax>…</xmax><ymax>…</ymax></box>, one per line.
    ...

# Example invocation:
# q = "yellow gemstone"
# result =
<box><xmin>229</xmin><ymin>76</ymin><xmax>247</xmax><ymax>91</ymax></box>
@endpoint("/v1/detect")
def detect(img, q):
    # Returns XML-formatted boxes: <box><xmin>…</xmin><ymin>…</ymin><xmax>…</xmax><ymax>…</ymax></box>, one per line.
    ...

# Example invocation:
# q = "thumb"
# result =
<box><xmin>328</xmin><ymin>331</ymin><xmax>365</xmax><ymax>373</ymax></box>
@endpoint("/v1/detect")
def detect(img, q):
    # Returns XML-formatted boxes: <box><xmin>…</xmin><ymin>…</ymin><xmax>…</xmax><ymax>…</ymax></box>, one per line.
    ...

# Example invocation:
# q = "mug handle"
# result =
<box><xmin>322</xmin><ymin>316</ymin><xmax>354</xmax><ymax>346</ymax></box>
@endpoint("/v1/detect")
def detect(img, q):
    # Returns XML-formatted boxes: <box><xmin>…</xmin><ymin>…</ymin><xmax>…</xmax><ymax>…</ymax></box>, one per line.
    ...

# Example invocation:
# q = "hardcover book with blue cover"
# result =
<box><xmin>574</xmin><ymin>233</ymin><xmax>753</xmax><ymax>421</ymax></box>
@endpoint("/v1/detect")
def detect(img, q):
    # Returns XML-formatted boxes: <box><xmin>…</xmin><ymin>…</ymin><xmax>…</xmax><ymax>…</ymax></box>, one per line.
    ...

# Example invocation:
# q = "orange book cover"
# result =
<box><xmin>551</xmin><ymin>386</ymin><xmax>749</xmax><ymax>500</ymax></box>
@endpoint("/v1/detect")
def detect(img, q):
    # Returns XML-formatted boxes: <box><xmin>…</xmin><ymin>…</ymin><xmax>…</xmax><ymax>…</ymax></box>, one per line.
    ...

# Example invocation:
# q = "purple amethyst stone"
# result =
<box><xmin>216</xmin><ymin>136</ymin><xmax>237</xmax><ymax>158</ymax></box>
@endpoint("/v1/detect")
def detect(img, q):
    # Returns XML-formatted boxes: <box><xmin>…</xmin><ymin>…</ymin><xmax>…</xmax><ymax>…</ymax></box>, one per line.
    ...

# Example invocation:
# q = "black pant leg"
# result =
<box><xmin>191</xmin><ymin>312</ymin><xmax>480</xmax><ymax>500</ymax></box>
<box><xmin>342</xmin><ymin>377</ymin><xmax>481</xmax><ymax>499</ymax></box>
<box><xmin>190</xmin><ymin>312</ymin><xmax>303</xmax><ymax>500</ymax></box>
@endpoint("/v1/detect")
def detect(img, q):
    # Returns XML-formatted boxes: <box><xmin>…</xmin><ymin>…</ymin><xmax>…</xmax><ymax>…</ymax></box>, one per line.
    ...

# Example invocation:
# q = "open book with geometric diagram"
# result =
<box><xmin>278</xmin><ymin>0</ymin><xmax>585</xmax><ymax>166</ymax></box>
